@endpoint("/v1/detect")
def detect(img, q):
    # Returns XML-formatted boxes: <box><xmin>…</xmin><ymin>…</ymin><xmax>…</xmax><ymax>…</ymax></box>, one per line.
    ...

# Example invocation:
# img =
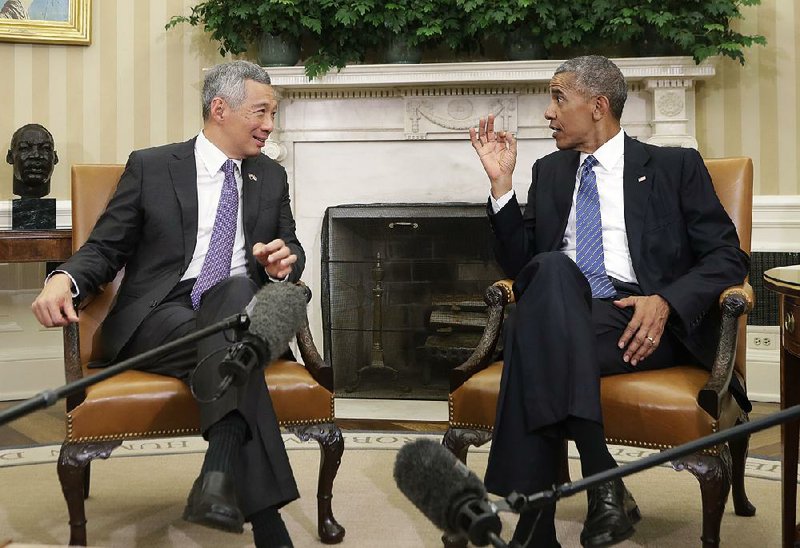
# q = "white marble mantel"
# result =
<box><xmin>262</xmin><ymin>57</ymin><xmax>716</xmax><ymax>347</ymax></box>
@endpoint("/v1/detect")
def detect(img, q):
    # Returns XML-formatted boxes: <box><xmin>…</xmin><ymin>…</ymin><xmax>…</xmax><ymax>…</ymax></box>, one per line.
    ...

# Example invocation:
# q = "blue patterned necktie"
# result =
<box><xmin>190</xmin><ymin>159</ymin><xmax>239</xmax><ymax>310</ymax></box>
<box><xmin>575</xmin><ymin>155</ymin><xmax>616</xmax><ymax>299</ymax></box>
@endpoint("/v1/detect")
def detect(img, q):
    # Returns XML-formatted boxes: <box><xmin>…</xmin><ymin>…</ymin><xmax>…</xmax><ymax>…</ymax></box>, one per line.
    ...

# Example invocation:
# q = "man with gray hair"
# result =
<box><xmin>470</xmin><ymin>55</ymin><xmax>749</xmax><ymax>546</ymax></box>
<box><xmin>32</xmin><ymin>60</ymin><xmax>302</xmax><ymax>547</ymax></box>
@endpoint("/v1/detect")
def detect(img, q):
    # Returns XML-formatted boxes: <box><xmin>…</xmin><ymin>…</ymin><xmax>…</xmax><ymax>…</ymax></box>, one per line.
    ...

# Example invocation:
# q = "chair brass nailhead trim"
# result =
<box><xmin>278</xmin><ymin>417</ymin><xmax>332</xmax><ymax>427</ymax></box>
<box><xmin>449</xmin><ymin>396</ymin><xmax>496</xmax><ymax>430</ymax></box>
<box><xmin>495</xmin><ymin>281</ymin><xmax>513</xmax><ymax>304</ymax></box>
<box><xmin>604</xmin><ymin>437</ymin><xmax>721</xmax><ymax>456</ymax></box>
<box><xmin>67</xmin><ymin>404</ymin><xmax>336</xmax><ymax>441</ymax></box>
<box><xmin>450</xmin><ymin>421</ymin><xmax>495</xmax><ymax>430</ymax></box>
<box><xmin>448</xmin><ymin>399</ymin><xmax>724</xmax><ymax>456</ymax></box>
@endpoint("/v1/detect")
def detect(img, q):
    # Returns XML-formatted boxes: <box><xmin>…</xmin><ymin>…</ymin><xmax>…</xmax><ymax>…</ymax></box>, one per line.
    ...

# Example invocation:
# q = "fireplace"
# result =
<box><xmin>321</xmin><ymin>204</ymin><xmax>505</xmax><ymax>399</ymax></box>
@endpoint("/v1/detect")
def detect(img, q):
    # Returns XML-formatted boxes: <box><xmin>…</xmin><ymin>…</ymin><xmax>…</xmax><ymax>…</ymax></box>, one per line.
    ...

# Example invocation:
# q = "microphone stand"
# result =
<box><xmin>0</xmin><ymin>313</ymin><xmax>250</xmax><ymax>427</ymax></box>
<box><xmin>507</xmin><ymin>402</ymin><xmax>800</xmax><ymax>513</ymax></box>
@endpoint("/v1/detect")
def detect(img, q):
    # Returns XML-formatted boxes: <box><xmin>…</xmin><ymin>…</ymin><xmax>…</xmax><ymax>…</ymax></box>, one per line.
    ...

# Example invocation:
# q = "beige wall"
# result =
<box><xmin>0</xmin><ymin>0</ymin><xmax>224</xmax><ymax>200</ymax></box>
<box><xmin>696</xmin><ymin>0</ymin><xmax>799</xmax><ymax>195</ymax></box>
<box><xmin>0</xmin><ymin>0</ymin><xmax>797</xmax><ymax>200</ymax></box>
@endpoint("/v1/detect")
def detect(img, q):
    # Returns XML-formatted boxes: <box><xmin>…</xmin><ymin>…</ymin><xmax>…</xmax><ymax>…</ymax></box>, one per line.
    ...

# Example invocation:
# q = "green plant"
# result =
<box><xmin>165</xmin><ymin>1</ymin><xmax>322</xmax><ymax>58</ymax></box>
<box><xmin>602</xmin><ymin>0</ymin><xmax>766</xmax><ymax>64</ymax></box>
<box><xmin>166</xmin><ymin>0</ymin><xmax>766</xmax><ymax>80</ymax></box>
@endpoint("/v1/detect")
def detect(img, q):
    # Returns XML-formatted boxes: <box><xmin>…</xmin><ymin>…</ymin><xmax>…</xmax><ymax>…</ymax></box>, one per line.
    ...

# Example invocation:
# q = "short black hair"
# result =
<box><xmin>554</xmin><ymin>56</ymin><xmax>627</xmax><ymax>120</ymax></box>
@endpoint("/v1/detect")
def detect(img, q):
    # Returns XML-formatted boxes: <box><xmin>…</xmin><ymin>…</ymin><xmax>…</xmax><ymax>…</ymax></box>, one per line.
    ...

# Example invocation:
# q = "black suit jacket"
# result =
<box><xmin>60</xmin><ymin>138</ymin><xmax>305</xmax><ymax>362</ymax></box>
<box><xmin>489</xmin><ymin>135</ymin><xmax>749</xmax><ymax>371</ymax></box>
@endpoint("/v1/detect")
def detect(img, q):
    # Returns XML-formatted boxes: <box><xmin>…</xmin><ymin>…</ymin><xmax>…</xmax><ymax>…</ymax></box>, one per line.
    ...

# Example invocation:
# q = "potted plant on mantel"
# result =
<box><xmin>165</xmin><ymin>0</ymin><xmax>321</xmax><ymax>67</ymax></box>
<box><xmin>167</xmin><ymin>0</ymin><xmax>766</xmax><ymax>80</ymax></box>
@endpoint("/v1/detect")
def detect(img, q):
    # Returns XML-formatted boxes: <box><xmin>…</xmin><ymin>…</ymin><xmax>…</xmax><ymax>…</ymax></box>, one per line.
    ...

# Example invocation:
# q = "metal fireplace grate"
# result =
<box><xmin>321</xmin><ymin>203</ymin><xmax>505</xmax><ymax>400</ymax></box>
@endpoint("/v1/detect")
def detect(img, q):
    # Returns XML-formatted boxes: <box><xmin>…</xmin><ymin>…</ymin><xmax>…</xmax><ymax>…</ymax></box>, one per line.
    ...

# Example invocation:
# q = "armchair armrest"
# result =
<box><xmin>294</xmin><ymin>282</ymin><xmax>334</xmax><ymax>393</ymax></box>
<box><xmin>697</xmin><ymin>282</ymin><xmax>754</xmax><ymax>419</ymax></box>
<box><xmin>450</xmin><ymin>279</ymin><xmax>515</xmax><ymax>391</ymax></box>
<box><xmin>63</xmin><ymin>323</ymin><xmax>83</xmax><ymax>381</ymax></box>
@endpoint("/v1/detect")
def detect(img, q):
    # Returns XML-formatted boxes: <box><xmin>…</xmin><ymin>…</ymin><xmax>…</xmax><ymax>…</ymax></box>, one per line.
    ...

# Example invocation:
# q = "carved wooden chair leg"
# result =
<box><xmin>58</xmin><ymin>441</ymin><xmax>122</xmax><ymax>546</ymax></box>
<box><xmin>673</xmin><ymin>450</ymin><xmax>732</xmax><ymax>548</ymax></box>
<box><xmin>728</xmin><ymin>424</ymin><xmax>756</xmax><ymax>517</ymax></box>
<box><xmin>441</xmin><ymin>428</ymin><xmax>492</xmax><ymax>548</ymax></box>
<box><xmin>290</xmin><ymin>423</ymin><xmax>345</xmax><ymax>544</ymax></box>
<box><xmin>83</xmin><ymin>461</ymin><xmax>91</xmax><ymax>499</ymax></box>
<box><xmin>442</xmin><ymin>427</ymin><xmax>492</xmax><ymax>464</ymax></box>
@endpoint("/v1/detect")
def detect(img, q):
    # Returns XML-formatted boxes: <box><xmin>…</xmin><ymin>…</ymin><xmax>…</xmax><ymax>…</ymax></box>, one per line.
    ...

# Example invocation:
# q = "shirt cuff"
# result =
<box><xmin>267</xmin><ymin>271</ymin><xmax>289</xmax><ymax>283</ymax></box>
<box><xmin>46</xmin><ymin>269</ymin><xmax>79</xmax><ymax>298</ymax></box>
<box><xmin>490</xmin><ymin>190</ymin><xmax>515</xmax><ymax>214</ymax></box>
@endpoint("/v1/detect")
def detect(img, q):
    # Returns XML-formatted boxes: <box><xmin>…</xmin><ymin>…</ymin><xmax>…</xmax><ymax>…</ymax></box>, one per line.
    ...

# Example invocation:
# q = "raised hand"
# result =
<box><xmin>469</xmin><ymin>113</ymin><xmax>517</xmax><ymax>198</ymax></box>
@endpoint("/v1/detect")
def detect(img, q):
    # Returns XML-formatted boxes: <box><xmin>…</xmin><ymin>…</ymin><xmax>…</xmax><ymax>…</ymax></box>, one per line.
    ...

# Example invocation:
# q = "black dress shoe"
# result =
<box><xmin>183</xmin><ymin>471</ymin><xmax>245</xmax><ymax>533</ymax></box>
<box><xmin>580</xmin><ymin>479</ymin><xmax>641</xmax><ymax>547</ymax></box>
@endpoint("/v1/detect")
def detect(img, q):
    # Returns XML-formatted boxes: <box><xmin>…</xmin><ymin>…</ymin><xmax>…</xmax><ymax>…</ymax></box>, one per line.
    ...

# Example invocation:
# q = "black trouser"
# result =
<box><xmin>117</xmin><ymin>275</ymin><xmax>299</xmax><ymax>516</ymax></box>
<box><xmin>484</xmin><ymin>253</ymin><xmax>693</xmax><ymax>529</ymax></box>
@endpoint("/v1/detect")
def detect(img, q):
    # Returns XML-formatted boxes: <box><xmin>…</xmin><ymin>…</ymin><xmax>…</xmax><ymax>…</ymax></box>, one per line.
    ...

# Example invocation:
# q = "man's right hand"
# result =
<box><xmin>31</xmin><ymin>273</ymin><xmax>78</xmax><ymax>327</ymax></box>
<box><xmin>469</xmin><ymin>113</ymin><xmax>517</xmax><ymax>198</ymax></box>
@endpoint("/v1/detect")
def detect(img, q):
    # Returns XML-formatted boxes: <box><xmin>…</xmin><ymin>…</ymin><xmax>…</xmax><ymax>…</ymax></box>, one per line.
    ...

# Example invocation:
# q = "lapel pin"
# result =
<box><xmin>638</xmin><ymin>175</ymin><xmax>647</xmax><ymax>182</ymax></box>
<box><xmin>248</xmin><ymin>173</ymin><xmax>257</xmax><ymax>181</ymax></box>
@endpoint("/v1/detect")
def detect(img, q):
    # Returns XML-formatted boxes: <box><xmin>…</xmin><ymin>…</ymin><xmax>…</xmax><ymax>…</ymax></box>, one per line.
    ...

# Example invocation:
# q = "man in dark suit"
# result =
<box><xmin>31</xmin><ymin>61</ymin><xmax>303</xmax><ymax>548</ymax></box>
<box><xmin>469</xmin><ymin>56</ymin><xmax>749</xmax><ymax>547</ymax></box>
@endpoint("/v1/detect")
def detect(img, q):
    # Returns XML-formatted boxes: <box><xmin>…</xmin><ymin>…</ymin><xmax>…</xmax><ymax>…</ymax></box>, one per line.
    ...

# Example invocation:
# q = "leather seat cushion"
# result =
<box><xmin>449</xmin><ymin>362</ymin><xmax>503</xmax><ymax>430</ymax></box>
<box><xmin>449</xmin><ymin>362</ymin><xmax>741</xmax><ymax>450</ymax></box>
<box><xmin>601</xmin><ymin>366</ymin><xmax>740</xmax><ymax>449</ymax></box>
<box><xmin>67</xmin><ymin>360</ymin><xmax>333</xmax><ymax>442</ymax></box>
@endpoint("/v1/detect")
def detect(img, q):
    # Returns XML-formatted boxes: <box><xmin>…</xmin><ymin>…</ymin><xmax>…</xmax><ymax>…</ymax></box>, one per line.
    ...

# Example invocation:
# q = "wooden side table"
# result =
<box><xmin>763</xmin><ymin>265</ymin><xmax>800</xmax><ymax>548</ymax></box>
<box><xmin>0</xmin><ymin>229</ymin><xmax>72</xmax><ymax>263</ymax></box>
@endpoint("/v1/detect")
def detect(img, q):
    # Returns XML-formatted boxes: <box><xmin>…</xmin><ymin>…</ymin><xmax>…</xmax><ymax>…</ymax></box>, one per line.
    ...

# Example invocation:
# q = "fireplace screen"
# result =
<box><xmin>321</xmin><ymin>204</ymin><xmax>506</xmax><ymax>400</ymax></box>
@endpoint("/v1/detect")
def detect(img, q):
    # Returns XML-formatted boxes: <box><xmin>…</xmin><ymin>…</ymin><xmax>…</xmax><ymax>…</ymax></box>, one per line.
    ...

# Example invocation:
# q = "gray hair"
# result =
<box><xmin>202</xmin><ymin>60</ymin><xmax>272</xmax><ymax>120</ymax></box>
<box><xmin>554</xmin><ymin>55</ymin><xmax>627</xmax><ymax>120</ymax></box>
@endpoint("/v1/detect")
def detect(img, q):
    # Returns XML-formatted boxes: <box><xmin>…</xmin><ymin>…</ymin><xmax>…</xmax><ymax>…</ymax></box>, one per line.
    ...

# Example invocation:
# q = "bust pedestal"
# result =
<box><xmin>12</xmin><ymin>198</ymin><xmax>56</xmax><ymax>230</ymax></box>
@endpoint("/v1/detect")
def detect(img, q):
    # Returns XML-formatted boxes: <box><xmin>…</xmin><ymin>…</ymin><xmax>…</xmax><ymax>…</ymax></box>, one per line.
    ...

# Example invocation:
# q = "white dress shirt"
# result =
<box><xmin>490</xmin><ymin>128</ymin><xmax>637</xmax><ymax>283</ymax></box>
<box><xmin>181</xmin><ymin>131</ymin><xmax>248</xmax><ymax>281</ymax></box>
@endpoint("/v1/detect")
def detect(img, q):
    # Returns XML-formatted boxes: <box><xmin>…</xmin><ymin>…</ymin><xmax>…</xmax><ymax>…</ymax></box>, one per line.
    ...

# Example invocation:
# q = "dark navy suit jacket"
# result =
<box><xmin>60</xmin><ymin>138</ymin><xmax>305</xmax><ymax>362</ymax></box>
<box><xmin>489</xmin><ymin>135</ymin><xmax>749</xmax><ymax>393</ymax></box>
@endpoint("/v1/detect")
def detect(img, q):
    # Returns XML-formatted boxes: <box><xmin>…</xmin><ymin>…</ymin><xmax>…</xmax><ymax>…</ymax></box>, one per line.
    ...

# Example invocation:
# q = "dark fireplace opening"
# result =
<box><xmin>321</xmin><ymin>204</ymin><xmax>505</xmax><ymax>400</ymax></box>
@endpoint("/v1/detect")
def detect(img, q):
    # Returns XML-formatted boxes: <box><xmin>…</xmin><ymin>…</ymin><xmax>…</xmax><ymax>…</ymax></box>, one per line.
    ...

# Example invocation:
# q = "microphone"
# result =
<box><xmin>216</xmin><ymin>282</ymin><xmax>307</xmax><ymax>388</ymax></box>
<box><xmin>394</xmin><ymin>438</ymin><xmax>507</xmax><ymax>547</ymax></box>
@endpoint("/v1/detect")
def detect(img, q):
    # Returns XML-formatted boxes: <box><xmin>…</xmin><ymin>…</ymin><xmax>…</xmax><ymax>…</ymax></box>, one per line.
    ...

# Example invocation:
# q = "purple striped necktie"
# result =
<box><xmin>575</xmin><ymin>155</ymin><xmax>616</xmax><ymax>299</ymax></box>
<box><xmin>190</xmin><ymin>159</ymin><xmax>239</xmax><ymax>310</ymax></box>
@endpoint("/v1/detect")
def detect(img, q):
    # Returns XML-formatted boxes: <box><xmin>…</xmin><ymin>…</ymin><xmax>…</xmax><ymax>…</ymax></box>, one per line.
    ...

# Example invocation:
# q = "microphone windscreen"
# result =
<box><xmin>394</xmin><ymin>438</ymin><xmax>487</xmax><ymax>532</ymax></box>
<box><xmin>248</xmin><ymin>283</ymin><xmax>307</xmax><ymax>361</ymax></box>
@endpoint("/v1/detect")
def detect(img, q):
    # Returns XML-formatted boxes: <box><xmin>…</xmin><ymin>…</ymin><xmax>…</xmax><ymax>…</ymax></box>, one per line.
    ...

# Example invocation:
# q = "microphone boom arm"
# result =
<box><xmin>511</xmin><ymin>402</ymin><xmax>800</xmax><ymax>512</ymax></box>
<box><xmin>0</xmin><ymin>313</ymin><xmax>250</xmax><ymax>427</ymax></box>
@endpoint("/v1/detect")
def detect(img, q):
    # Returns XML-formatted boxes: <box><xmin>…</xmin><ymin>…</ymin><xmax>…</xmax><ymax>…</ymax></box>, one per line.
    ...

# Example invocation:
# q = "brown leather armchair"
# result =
<box><xmin>57</xmin><ymin>165</ymin><xmax>345</xmax><ymax>546</ymax></box>
<box><xmin>444</xmin><ymin>157</ymin><xmax>755</xmax><ymax>548</ymax></box>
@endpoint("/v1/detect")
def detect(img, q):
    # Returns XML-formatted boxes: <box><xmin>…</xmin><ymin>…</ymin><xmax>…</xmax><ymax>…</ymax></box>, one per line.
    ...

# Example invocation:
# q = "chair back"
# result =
<box><xmin>703</xmin><ymin>157</ymin><xmax>753</xmax><ymax>380</ymax></box>
<box><xmin>70</xmin><ymin>164</ymin><xmax>126</xmax><ymax>367</ymax></box>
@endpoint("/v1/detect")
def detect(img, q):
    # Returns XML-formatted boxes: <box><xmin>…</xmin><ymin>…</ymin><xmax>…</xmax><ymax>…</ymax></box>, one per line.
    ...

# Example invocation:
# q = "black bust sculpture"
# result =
<box><xmin>7</xmin><ymin>123</ymin><xmax>58</xmax><ymax>229</ymax></box>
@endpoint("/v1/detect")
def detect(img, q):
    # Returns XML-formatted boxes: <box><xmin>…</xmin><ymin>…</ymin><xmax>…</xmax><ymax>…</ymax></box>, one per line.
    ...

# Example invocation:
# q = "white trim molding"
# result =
<box><xmin>751</xmin><ymin>195</ymin><xmax>800</xmax><ymax>252</ymax></box>
<box><xmin>267</xmin><ymin>56</ymin><xmax>716</xmax><ymax>89</ymax></box>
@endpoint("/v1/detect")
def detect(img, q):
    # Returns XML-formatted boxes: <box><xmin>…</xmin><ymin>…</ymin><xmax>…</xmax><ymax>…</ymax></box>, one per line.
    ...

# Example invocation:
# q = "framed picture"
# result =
<box><xmin>0</xmin><ymin>0</ymin><xmax>90</xmax><ymax>46</ymax></box>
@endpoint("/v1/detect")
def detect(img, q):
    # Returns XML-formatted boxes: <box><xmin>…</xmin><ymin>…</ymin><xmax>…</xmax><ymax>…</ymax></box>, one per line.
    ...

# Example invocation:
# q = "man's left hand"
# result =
<box><xmin>614</xmin><ymin>294</ymin><xmax>670</xmax><ymax>366</ymax></box>
<box><xmin>253</xmin><ymin>239</ymin><xmax>297</xmax><ymax>280</ymax></box>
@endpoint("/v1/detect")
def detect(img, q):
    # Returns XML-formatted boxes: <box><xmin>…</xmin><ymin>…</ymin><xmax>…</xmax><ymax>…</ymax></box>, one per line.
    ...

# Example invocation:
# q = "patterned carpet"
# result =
<box><xmin>0</xmin><ymin>433</ymin><xmax>784</xmax><ymax>547</ymax></box>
